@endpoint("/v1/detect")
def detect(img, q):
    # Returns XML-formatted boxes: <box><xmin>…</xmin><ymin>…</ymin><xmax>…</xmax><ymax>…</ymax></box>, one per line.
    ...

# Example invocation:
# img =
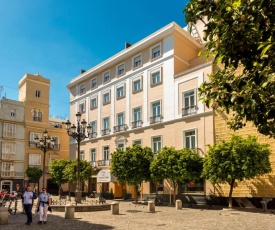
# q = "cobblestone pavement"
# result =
<box><xmin>1</xmin><ymin>200</ymin><xmax>275</xmax><ymax>230</ymax></box>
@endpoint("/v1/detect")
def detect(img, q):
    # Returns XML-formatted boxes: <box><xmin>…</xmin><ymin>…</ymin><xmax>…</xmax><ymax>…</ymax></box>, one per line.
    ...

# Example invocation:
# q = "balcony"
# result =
<box><xmin>1</xmin><ymin>171</ymin><xmax>24</xmax><ymax>178</ymax></box>
<box><xmin>182</xmin><ymin>105</ymin><xmax>197</xmax><ymax>116</ymax></box>
<box><xmin>113</xmin><ymin>124</ymin><xmax>128</xmax><ymax>133</ymax></box>
<box><xmin>97</xmin><ymin>160</ymin><xmax>110</xmax><ymax>167</ymax></box>
<box><xmin>1</xmin><ymin>153</ymin><xmax>15</xmax><ymax>160</ymax></box>
<box><xmin>52</xmin><ymin>144</ymin><xmax>60</xmax><ymax>150</ymax></box>
<box><xmin>29</xmin><ymin>141</ymin><xmax>37</xmax><ymax>147</ymax></box>
<box><xmin>28</xmin><ymin>165</ymin><xmax>41</xmax><ymax>169</ymax></box>
<box><xmin>90</xmin><ymin>132</ymin><xmax>97</xmax><ymax>139</ymax></box>
<box><xmin>90</xmin><ymin>161</ymin><xmax>97</xmax><ymax>167</ymax></box>
<box><xmin>101</xmin><ymin>129</ymin><xmax>110</xmax><ymax>136</ymax></box>
<box><xmin>33</xmin><ymin>116</ymin><xmax>42</xmax><ymax>122</ymax></box>
<box><xmin>150</xmin><ymin>115</ymin><xmax>163</xmax><ymax>124</ymax></box>
<box><xmin>132</xmin><ymin>120</ymin><xmax>143</xmax><ymax>129</ymax></box>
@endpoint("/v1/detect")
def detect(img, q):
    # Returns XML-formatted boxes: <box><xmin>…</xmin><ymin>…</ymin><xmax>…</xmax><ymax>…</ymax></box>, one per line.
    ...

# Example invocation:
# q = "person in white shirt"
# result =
<box><xmin>36</xmin><ymin>187</ymin><xmax>51</xmax><ymax>224</ymax></box>
<box><xmin>22</xmin><ymin>186</ymin><xmax>35</xmax><ymax>225</ymax></box>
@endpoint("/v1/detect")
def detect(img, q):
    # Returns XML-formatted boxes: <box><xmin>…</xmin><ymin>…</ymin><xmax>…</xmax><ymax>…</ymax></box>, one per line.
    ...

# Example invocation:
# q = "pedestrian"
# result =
<box><xmin>36</xmin><ymin>187</ymin><xmax>51</xmax><ymax>224</ymax></box>
<box><xmin>22</xmin><ymin>185</ymin><xmax>37</xmax><ymax>225</ymax></box>
<box><xmin>15</xmin><ymin>183</ymin><xmax>25</xmax><ymax>214</ymax></box>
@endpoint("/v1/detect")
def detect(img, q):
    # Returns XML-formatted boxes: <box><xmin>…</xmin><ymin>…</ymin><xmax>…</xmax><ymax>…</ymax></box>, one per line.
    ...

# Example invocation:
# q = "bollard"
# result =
<box><xmin>148</xmin><ymin>201</ymin><xmax>155</xmax><ymax>212</ymax></box>
<box><xmin>176</xmin><ymin>199</ymin><xmax>182</xmax><ymax>209</ymax></box>
<box><xmin>0</xmin><ymin>207</ymin><xmax>9</xmax><ymax>225</ymax></box>
<box><xmin>111</xmin><ymin>202</ymin><xmax>119</xmax><ymax>215</ymax></box>
<box><xmin>65</xmin><ymin>204</ymin><xmax>75</xmax><ymax>219</ymax></box>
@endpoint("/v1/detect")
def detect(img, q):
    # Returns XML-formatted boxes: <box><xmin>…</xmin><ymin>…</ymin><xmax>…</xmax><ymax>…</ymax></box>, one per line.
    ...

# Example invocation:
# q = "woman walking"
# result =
<box><xmin>36</xmin><ymin>188</ymin><xmax>51</xmax><ymax>224</ymax></box>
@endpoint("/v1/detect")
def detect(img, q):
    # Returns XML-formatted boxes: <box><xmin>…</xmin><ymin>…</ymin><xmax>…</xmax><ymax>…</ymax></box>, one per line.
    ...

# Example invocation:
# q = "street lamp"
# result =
<box><xmin>34</xmin><ymin>130</ymin><xmax>55</xmax><ymax>189</ymax></box>
<box><xmin>64</xmin><ymin>112</ymin><xmax>91</xmax><ymax>204</ymax></box>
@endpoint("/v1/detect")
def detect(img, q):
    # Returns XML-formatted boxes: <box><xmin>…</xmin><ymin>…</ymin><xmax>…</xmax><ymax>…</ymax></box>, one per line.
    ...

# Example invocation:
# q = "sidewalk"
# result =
<box><xmin>1</xmin><ymin>200</ymin><xmax>275</xmax><ymax>230</ymax></box>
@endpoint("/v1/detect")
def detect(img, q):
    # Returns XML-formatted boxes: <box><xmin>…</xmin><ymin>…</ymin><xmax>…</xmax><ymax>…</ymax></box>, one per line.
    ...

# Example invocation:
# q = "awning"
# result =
<box><xmin>97</xmin><ymin>170</ymin><xmax>117</xmax><ymax>183</ymax></box>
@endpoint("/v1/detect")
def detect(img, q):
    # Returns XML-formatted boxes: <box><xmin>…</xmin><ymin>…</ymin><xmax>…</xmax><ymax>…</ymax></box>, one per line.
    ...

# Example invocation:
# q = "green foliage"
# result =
<box><xmin>150</xmin><ymin>147</ymin><xmax>203</xmax><ymax>183</ymax></box>
<box><xmin>184</xmin><ymin>0</ymin><xmax>275</xmax><ymax>137</ymax></box>
<box><xmin>203</xmin><ymin>135</ymin><xmax>271</xmax><ymax>207</ymax></box>
<box><xmin>111</xmin><ymin>144</ymin><xmax>154</xmax><ymax>186</ymax></box>
<box><xmin>49</xmin><ymin>159</ymin><xmax>71</xmax><ymax>185</ymax></box>
<box><xmin>64</xmin><ymin>159</ymin><xmax>93</xmax><ymax>182</ymax></box>
<box><xmin>26</xmin><ymin>167</ymin><xmax>43</xmax><ymax>182</ymax></box>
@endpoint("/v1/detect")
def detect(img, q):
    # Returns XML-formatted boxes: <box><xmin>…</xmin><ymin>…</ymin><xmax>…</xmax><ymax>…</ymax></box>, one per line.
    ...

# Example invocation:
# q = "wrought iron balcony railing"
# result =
<box><xmin>101</xmin><ymin>129</ymin><xmax>110</xmax><ymax>136</ymax></box>
<box><xmin>182</xmin><ymin>105</ymin><xmax>197</xmax><ymax>116</ymax></box>
<box><xmin>132</xmin><ymin>120</ymin><xmax>143</xmax><ymax>129</ymax></box>
<box><xmin>113</xmin><ymin>124</ymin><xmax>128</xmax><ymax>133</ymax></box>
<box><xmin>97</xmin><ymin>160</ymin><xmax>110</xmax><ymax>167</ymax></box>
<box><xmin>90</xmin><ymin>132</ymin><xmax>97</xmax><ymax>138</ymax></box>
<box><xmin>150</xmin><ymin>115</ymin><xmax>163</xmax><ymax>124</ymax></box>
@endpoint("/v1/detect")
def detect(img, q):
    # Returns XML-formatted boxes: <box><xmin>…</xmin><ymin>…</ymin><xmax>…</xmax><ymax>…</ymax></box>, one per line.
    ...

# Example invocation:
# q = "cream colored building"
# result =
<box><xmin>18</xmin><ymin>73</ymin><xmax>69</xmax><ymax>193</ymax></box>
<box><xmin>0</xmin><ymin>97</ymin><xmax>25</xmax><ymax>192</ymax></box>
<box><xmin>67</xmin><ymin>22</ymin><xmax>214</xmax><ymax>198</ymax></box>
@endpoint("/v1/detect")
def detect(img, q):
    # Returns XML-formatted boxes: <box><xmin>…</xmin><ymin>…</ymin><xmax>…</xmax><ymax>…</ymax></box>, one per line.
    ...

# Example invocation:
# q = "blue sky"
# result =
<box><xmin>0</xmin><ymin>0</ymin><xmax>189</xmax><ymax>118</ymax></box>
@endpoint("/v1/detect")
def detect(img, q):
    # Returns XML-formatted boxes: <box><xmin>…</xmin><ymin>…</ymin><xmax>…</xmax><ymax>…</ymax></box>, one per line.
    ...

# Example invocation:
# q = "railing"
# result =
<box><xmin>28</xmin><ymin>165</ymin><xmax>41</xmax><ymax>169</ymax></box>
<box><xmin>90</xmin><ymin>161</ymin><xmax>97</xmax><ymax>167</ymax></box>
<box><xmin>1</xmin><ymin>171</ymin><xmax>14</xmax><ymax>177</ymax></box>
<box><xmin>113</xmin><ymin>124</ymin><xmax>128</xmax><ymax>133</ymax></box>
<box><xmin>52</xmin><ymin>144</ymin><xmax>60</xmax><ymax>150</ymax></box>
<box><xmin>97</xmin><ymin>160</ymin><xmax>110</xmax><ymax>167</ymax></box>
<box><xmin>3</xmin><ymin>132</ymin><xmax>15</xmax><ymax>138</ymax></box>
<box><xmin>90</xmin><ymin>132</ymin><xmax>97</xmax><ymax>138</ymax></box>
<box><xmin>29</xmin><ymin>141</ymin><xmax>37</xmax><ymax>147</ymax></box>
<box><xmin>182</xmin><ymin>105</ymin><xmax>197</xmax><ymax>116</ymax></box>
<box><xmin>101</xmin><ymin>129</ymin><xmax>110</xmax><ymax>136</ymax></box>
<box><xmin>33</xmin><ymin>116</ymin><xmax>42</xmax><ymax>122</ymax></box>
<box><xmin>1</xmin><ymin>153</ymin><xmax>15</xmax><ymax>160</ymax></box>
<box><xmin>132</xmin><ymin>120</ymin><xmax>143</xmax><ymax>129</ymax></box>
<box><xmin>150</xmin><ymin>115</ymin><xmax>163</xmax><ymax>124</ymax></box>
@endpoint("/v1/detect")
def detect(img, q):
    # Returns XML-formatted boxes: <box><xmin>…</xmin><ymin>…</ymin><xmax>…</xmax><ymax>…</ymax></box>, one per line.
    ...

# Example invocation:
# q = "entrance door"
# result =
<box><xmin>1</xmin><ymin>181</ymin><xmax>11</xmax><ymax>193</ymax></box>
<box><xmin>114</xmin><ymin>182</ymin><xmax>123</xmax><ymax>198</ymax></box>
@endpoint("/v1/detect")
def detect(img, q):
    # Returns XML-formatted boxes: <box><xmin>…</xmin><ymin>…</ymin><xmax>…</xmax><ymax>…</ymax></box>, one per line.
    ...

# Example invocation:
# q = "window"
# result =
<box><xmin>80</xmin><ymin>150</ymin><xmax>85</xmax><ymax>160</ymax></box>
<box><xmin>103</xmin><ymin>71</ymin><xmax>110</xmax><ymax>83</ymax></box>
<box><xmin>117</xmin><ymin>113</ymin><xmax>124</xmax><ymax>126</ymax></box>
<box><xmin>133</xmin><ymin>78</ymin><xmax>142</xmax><ymax>93</ymax></box>
<box><xmin>90</xmin><ymin>148</ymin><xmax>96</xmax><ymax>162</ymax></box>
<box><xmin>117</xmin><ymin>63</ymin><xmax>125</xmax><ymax>76</ymax></box>
<box><xmin>79</xmin><ymin>101</ymin><xmax>86</xmax><ymax>113</ymax></box>
<box><xmin>2</xmin><ymin>142</ymin><xmax>16</xmax><ymax>154</ymax></box>
<box><xmin>184</xmin><ymin>130</ymin><xmax>197</xmax><ymax>148</ymax></box>
<box><xmin>91</xmin><ymin>121</ymin><xmax>97</xmax><ymax>133</ymax></box>
<box><xmin>103</xmin><ymin>117</ymin><xmax>110</xmax><ymax>130</ymax></box>
<box><xmin>132</xmin><ymin>107</ymin><xmax>142</xmax><ymax>128</ymax></box>
<box><xmin>91</xmin><ymin>78</ymin><xmax>97</xmax><ymax>89</ymax></box>
<box><xmin>133</xmin><ymin>54</ymin><xmax>142</xmax><ymax>68</ymax></box>
<box><xmin>150</xmin><ymin>101</ymin><xmax>162</xmax><ymax>124</ymax></box>
<box><xmin>90</xmin><ymin>97</ymin><xmax>97</xmax><ymax>109</ymax></box>
<box><xmin>183</xmin><ymin>90</ymin><xmax>197</xmax><ymax>116</ymax></box>
<box><xmin>29</xmin><ymin>154</ymin><xmax>41</xmax><ymax>166</ymax></box>
<box><xmin>103</xmin><ymin>92</ymin><xmax>110</xmax><ymax>105</ymax></box>
<box><xmin>180</xmin><ymin>178</ymin><xmax>204</xmax><ymax>194</ymax></box>
<box><xmin>151</xmin><ymin>70</ymin><xmax>161</xmax><ymax>85</ymax></box>
<box><xmin>117</xmin><ymin>143</ymin><xmax>125</xmax><ymax>150</ymax></box>
<box><xmin>103</xmin><ymin>146</ymin><xmax>109</xmax><ymax>160</ymax></box>
<box><xmin>10</xmin><ymin>109</ymin><xmax>16</xmax><ymax>117</ymax></box>
<box><xmin>116</xmin><ymin>86</ymin><xmax>125</xmax><ymax>99</ymax></box>
<box><xmin>51</xmin><ymin>137</ymin><xmax>59</xmax><ymax>149</ymax></box>
<box><xmin>90</xmin><ymin>148</ymin><xmax>97</xmax><ymax>167</ymax></box>
<box><xmin>35</xmin><ymin>90</ymin><xmax>40</xmax><ymax>97</ymax></box>
<box><xmin>1</xmin><ymin>162</ymin><xmax>14</xmax><ymax>177</ymax></box>
<box><xmin>3</xmin><ymin>123</ymin><xmax>16</xmax><ymax>138</ymax></box>
<box><xmin>152</xmin><ymin>136</ymin><xmax>162</xmax><ymax>153</ymax></box>
<box><xmin>30</xmin><ymin>132</ymin><xmax>42</xmax><ymax>142</ymax></box>
<box><xmin>80</xmin><ymin>84</ymin><xmax>86</xmax><ymax>95</ymax></box>
<box><xmin>151</xmin><ymin>44</ymin><xmax>161</xmax><ymax>59</ymax></box>
<box><xmin>133</xmin><ymin>139</ymin><xmax>142</xmax><ymax>146</ymax></box>
<box><xmin>33</xmin><ymin>110</ymin><xmax>42</xmax><ymax>122</ymax></box>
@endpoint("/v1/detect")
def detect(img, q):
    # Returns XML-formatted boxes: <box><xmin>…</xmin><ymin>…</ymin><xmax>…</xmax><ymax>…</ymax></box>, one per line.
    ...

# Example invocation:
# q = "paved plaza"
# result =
<box><xmin>2</xmin><ymin>200</ymin><xmax>275</xmax><ymax>230</ymax></box>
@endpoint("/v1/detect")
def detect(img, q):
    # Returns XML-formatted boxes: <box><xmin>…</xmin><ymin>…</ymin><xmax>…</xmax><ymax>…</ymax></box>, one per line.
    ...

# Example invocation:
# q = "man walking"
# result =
<box><xmin>22</xmin><ymin>185</ymin><xmax>36</xmax><ymax>225</ymax></box>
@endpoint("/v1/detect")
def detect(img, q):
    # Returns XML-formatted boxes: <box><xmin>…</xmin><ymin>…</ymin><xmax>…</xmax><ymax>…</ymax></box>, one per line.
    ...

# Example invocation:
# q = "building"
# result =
<box><xmin>18</xmin><ymin>73</ymin><xmax>69</xmax><ymax>194</ymax></box>
<box><xmin>67</xmin><ymin>22</ymin><xmax>214</xmax><ymax>198</ymax></box>
<box><xmin>0</xmin><ymin>97</ymin><xmax>25</xmax><ymax>192</ymax></box>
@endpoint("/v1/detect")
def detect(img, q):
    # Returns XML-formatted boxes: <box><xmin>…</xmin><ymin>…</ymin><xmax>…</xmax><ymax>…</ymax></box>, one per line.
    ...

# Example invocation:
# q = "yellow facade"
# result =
<box><xmin>18</xmin><ymin>73</ymin><xmax>69</xmax><ymax>193</ymax></box>
<box><xmin>212</xmin><ymin>109</ymin><xmax>275</xmax><ymax>197</ymax></box>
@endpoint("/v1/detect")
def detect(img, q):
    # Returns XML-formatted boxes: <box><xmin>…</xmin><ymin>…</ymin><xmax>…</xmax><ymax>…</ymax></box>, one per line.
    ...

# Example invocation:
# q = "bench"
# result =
<box><xmin>260</xmin><ymin>198</ymin><xmax>272</xmax><ymax>212</ymax></box>
<box><xmin>135</xmin><ymin>196</ymin><xmax>155</xmax><ymax>205</ymax></box>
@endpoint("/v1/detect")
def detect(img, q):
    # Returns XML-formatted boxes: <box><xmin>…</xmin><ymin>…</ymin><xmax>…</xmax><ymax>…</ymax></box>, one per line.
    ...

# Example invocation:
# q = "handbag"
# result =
<box><xmin>48</xmin><ymin>206</ymin><xmax>52</xmax><ymax>213</ymax></box>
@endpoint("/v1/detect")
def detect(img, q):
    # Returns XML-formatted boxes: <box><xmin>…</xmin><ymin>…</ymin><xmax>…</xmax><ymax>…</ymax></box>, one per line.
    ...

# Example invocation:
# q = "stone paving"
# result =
<box><xmin>1</xmin><ymin>200</ymin><xmax>275</xmax><ymax>230</ymax></box>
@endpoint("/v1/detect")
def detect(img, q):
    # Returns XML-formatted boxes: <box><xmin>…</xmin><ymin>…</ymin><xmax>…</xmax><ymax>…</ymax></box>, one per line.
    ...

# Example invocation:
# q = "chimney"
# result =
<box><xmin>125</xmin><ymin>42</ymin><xmax>132</xmax><ymax>49</ymax></box>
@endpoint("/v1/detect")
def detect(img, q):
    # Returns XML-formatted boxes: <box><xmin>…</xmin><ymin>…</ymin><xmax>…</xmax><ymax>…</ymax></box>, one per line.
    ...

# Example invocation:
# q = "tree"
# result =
<box><xmin>150</xmin><ymin>147</ymin><xmax>203</xmax><ymax>204</ymax></box>
<box><xmin>64</xmin><ymin>159</ymin><xmax>93</xmax><ymax>189</ymax></box>
<box><xmin>111</xmin><ymin>144</ymin><xmax>154</xmax><ymax>203</ymax></box>
<box><xmin>203</xmin><ymin>135</ymin><xmax>271</xmax><ymax>208</ymax></box>
<box><xmin>26</xmin><ymin>167</ymin><xmax>43</xmax><ymax>191</ymax></box>
<box><xmin>184</xmin><ymin>1</ymin><xmax>275</xmax><ymax>137</ymax></box>
<box><xmin>49</xmin><ymin>159</ymin><xmax>71</xmax><ymax>196</ymax></box>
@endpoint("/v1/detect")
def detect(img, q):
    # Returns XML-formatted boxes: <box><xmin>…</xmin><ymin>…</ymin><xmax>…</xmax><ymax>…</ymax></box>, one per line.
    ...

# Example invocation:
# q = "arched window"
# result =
<box><xmin>38</xmin><ymin>112</ymin><xmax>42</xmax><ymax>122</ymax></box>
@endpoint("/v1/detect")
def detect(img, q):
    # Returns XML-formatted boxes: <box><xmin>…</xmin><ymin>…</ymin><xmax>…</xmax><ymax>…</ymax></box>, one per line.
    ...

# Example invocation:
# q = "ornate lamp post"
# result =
<box><xmin>34</xmin><ymin>130</ymin><xmax>55</xmax><ymax>189</ymax></box>
<box><xmin>64</xmin><ymin>112</ymin><xmax>91</xmax><ymax>204</ymax></box>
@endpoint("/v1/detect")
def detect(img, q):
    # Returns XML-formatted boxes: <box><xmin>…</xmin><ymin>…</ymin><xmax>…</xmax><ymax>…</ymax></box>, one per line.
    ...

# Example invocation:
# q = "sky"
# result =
<box><xmin>0</xmin><ymin>0</ymin><xmax>189</xmax><ymax>119</ymax></box>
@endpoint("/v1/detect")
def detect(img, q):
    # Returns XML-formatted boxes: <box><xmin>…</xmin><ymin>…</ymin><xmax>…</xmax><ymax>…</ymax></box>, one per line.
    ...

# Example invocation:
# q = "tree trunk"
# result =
<box><xmin>135</xmin><ymin>185</ymin><xmax>138</xmax><ymax>204</ymax></box>
<box><xmin>228</xmin><ymin>179</ymin><xmax>235</xmax><ymax>209</ymax></box>
<box><xmin>172</xmin><ymin>181</ymin><xmax>177</xmax><ymax>204</ymax></box>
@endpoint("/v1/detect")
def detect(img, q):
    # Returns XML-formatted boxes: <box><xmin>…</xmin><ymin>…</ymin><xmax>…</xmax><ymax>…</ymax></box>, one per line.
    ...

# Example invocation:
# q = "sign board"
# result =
<box><xmin>97</xmin><ymin>170</ymin><xmax>117</xmax><ymax>182</ymax></box>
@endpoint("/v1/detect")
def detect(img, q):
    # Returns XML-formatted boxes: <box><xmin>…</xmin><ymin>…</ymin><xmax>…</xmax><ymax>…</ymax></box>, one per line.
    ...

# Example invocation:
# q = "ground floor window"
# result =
<box><xmin>179</xmin><ymin>178</ymin><xmax>204</xmax><ymax>194</ymax></box>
